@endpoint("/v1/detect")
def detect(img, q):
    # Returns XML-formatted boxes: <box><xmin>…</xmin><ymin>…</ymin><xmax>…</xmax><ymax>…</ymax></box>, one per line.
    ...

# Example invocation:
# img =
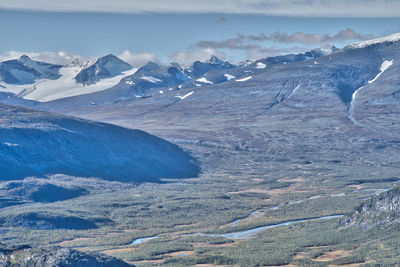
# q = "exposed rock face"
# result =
<box><xmin>0</xmin><ymin>245</ymin><xmax>133</xmax><ymax>266</ymax></box>
<box><xmin>341</xmin><ymin>186</ymin><xmax>400</xmax><ymax>229</ymax></box>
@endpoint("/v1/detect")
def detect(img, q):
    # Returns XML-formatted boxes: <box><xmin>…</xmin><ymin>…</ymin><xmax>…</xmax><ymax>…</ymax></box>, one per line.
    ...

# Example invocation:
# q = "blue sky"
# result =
<box><xmin>1</xmin><ymin>1</ymin><xmax>400</xmax><ymax>66</ymax></box>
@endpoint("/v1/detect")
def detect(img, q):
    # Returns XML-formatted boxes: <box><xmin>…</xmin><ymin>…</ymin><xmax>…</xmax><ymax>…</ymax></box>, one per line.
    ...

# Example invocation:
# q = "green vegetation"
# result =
<box><xmin>1</xmin><ymin>159</ymin><xmax>399</xmax><ymax>266</ymax></box>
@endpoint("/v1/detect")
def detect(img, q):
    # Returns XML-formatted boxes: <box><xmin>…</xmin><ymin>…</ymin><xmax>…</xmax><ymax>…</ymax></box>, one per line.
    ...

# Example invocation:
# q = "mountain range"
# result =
<box><xmin>0</xmin><ymin>44</ymin><xmax>339</xmax><ymax>104</ymax></box>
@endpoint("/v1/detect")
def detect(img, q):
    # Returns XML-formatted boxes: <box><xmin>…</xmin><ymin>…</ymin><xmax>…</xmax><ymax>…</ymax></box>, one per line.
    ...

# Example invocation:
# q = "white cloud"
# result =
<box><xmin>0</xmin><ymin>50</ymin><xmax>92</xmax><ymax>65</ymax></box>
<box><xmin>0</xmin><ymin>0</ymin><xmax>399</xmax><ymax>17</ymax></box>
<box><xmin>118</xmin><ymin>50</ymin><xmax>159</xmax><ymax>68</ymax></box>
<box><xmin>245</xmin><ymin>47</ymin><xmax>307</xmax><ymax>60</ymax></box>
<box><xmin>170</xmin><ymin>48</ymin><xmax>225</xmax><ymax>65</ymax></box>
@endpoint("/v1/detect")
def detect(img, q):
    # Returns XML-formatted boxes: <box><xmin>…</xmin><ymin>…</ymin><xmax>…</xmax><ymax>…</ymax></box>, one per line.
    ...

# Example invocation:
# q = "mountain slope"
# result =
<box><xmin>0</xmin><ymin>104</ymin><xmax>199</xmax><ymax>182</ymax></box>
<box><xmin>49</xmin><ymin>33</ymin><xmax>400</xmax><ymax>173</ymax></box>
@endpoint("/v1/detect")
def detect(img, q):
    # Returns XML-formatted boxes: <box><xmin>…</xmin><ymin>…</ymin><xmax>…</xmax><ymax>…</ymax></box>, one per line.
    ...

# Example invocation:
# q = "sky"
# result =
<box><xmin>0</xmin><ymin>0</ymin><xmax>400</xmax><ymax>66</ymax></box>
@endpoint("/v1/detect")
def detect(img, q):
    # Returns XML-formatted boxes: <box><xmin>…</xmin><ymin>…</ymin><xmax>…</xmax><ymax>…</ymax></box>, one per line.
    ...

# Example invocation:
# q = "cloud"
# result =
<box><xmin>118</xmin><ymin>50</ymin><xmax>159</xmax><ymax>68</ymax></box>
<box><xmin>195</xmin><ymin>37</ymin><xmax>249</xmax><ymax>50</ymax></box>
<box><xmin>170</xmin><ymin>48</ymin><xmax>225</xmax><ymax>65</ymax></box>
<box><xmin>0</xmin><ymin>50</ymin><xmax>92</xmax><ymax>65</ymax></box>
<box><xmin>269</xmin><ymin>29</ymin><xmax>373</xmax><ymax>45</ymax></box>
<box><xmin>193</xmin><ymin>28</ymin><xmax>372</xmax><ymax>60</ymax></box>
<box><xmin>194</xmin><ymin>29</ymin><xmax>371</xmax><ymax>50</ymax></box>
<box><xmin>0</xmin><ymin>0</ymin><xmax>399</xmax><ymax>17</ymax></box>
<box><xmin>245</xmin><ymin>47</ymin><xmax>307</xmax><ymax>60</ymax></box>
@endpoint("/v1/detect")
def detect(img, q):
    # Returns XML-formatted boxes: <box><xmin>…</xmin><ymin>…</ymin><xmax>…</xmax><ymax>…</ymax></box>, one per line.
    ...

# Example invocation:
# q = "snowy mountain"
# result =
<box><xmin>52</xmin><ymin>32</ymin><xmax>400</xmax><ymax>149</ymax></box>
<box><xmin>0</xmin><ymin>46</ymin><xmax>339</xmax><ymax>104</ymax></box>
<box><xmin>0</xmin><ymin>55</ymin><xmax>62</xmax><ymax>85</ymax></box>
<box><xmin>75</xmin><ymin>54</ymin><xmax>132</xmax><ymax>85</ymax></box>
<box><xmin>104</xmin><ymin>61</ymin><xmax>191</xmax><ymax>96</ymax></box>
<box><xmin>0</xmin><ymin>103</ymin><xmax>199</xmax><ymax>182</ymax></box>
<box><xmin>0</xmin><ymin>35</ymin><xmax>398</xmax><ymax>109</ymax></box>
<box><xmin>0</xmin><ymin>56</ymin><xmax>136</xmax><ymax>102</ymax></box>
<box><xmin>42</xmin><ymin>61</ymin><xmax>193</xmax><ymax>106</ymax></box>
<box><xmin>346</xmin><ymin>32</ymin><xmax>400</xmax><ymax>49</ymax></box>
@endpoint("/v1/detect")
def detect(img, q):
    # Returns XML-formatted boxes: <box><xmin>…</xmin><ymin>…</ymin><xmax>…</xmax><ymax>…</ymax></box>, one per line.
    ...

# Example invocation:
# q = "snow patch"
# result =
<box><xmin>236</xmin><ymin>76</ymin><xmax>252</xmax><ymax>82</ymax></box>
<box><xmin>256</xmin><ymin>62</ymin><xmax>266</xmax><ymax>69</ymax></box>
<box><xmin>196</xmin><ymin>77</ymin><xmax>213</xmax><ymax>84</ymax></box>
<box><xmin>141</xmin><ymin>76</ymin><xmax>162</xmax><ymax>83</ymax></box>
<box><xmin>287</xmin><ymin>81</ymin><xmax>303</xmax><ymax>99</ymax></box>
<box><xmin>175</xmin><ymin>91</ymin><xmax>194</xmax><ymax>100</ymax></box>
<box><xmin>3</xmin><ymin>142</ymin><xmax>19</xmax><ymax>147</ymax></box>
<box><xmin>224</xmin><ymin>74</ymin><xmax>236</xmax><ymax>80</ymax></box>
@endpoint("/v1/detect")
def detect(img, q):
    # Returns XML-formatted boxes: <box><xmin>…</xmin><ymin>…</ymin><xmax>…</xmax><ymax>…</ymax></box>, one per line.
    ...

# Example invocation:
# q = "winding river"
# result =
<box><xmin>129</xmin><ymin>214</ymin><xmax>344</xmax><ymax>245</ymax></box>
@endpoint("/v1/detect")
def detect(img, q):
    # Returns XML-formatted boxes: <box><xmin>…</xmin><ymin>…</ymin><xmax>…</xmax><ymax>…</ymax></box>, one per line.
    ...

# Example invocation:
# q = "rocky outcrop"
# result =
<box><xmin>0</xmin><ymin>245</ymin><xmax>133</xmax><ymax>267</ymax></box>
<box><xmin>341</xmin><ymin>186</ymin><xmax>400</xmax><ymax>229</ymax></box>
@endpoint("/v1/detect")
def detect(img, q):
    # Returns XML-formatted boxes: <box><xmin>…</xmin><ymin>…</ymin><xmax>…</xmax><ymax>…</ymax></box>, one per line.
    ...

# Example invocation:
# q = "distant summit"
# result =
<box><xmin>0</xmin><ymin>55</ymin><xmax>62</xmax><ymax>85</ymax></box>
<box><xmin>207</xmin><ymin>55</ymin><xmax>225</xmax><ymax>65</ymax></box>
<box><xmin>75</xmin><ymin>54</ymin><xmax>132</xmax><ymax>85</ymax></box>
<box><xmin>185</xmin><ymin>55</ymin><xmax>236</xmax><ymax>78</ymax></box>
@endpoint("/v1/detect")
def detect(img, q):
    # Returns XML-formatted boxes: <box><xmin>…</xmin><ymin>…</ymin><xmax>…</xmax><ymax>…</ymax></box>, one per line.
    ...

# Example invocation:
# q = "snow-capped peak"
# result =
<box><xmin>19</xmin><ymin>55</ymin><xmax>33</xmax><ymax>63</ymax></box>
<box><xmin>207</xmin><ymin>55</ymin><xmax>224</xmax><ymax>65</ymax></box>
<box><xmin>347</xmin><ymin>32</ymin><xmax>400</xmax><ymax>49</ymax></box>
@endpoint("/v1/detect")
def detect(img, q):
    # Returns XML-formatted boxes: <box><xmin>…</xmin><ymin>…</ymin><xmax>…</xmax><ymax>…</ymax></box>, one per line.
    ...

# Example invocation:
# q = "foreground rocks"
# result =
<box><xmin>341</xmin><ymin>186</ymin><xmax>400</xmax><ymax>229</ymax></box>
<box><xmin>0</xmin><ymin>245</ymin><xmax>133</xmax><ymax>267</ymax></box>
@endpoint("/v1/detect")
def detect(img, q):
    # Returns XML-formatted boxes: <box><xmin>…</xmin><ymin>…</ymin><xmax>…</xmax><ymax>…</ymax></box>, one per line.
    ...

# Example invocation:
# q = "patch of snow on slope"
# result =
<box><xmin>3</xmin><ymin>142</ymin><xmax>19</xmax><ymax>147</ymax></box>
<box><xmin>348</xmin><ymin>60</ymin><xmax>393</xmax><ymax>126</ymax></box>
<box><xmin>348</xmin><ymin>32</ymin><xmax>400</xmax><ymax>49</ymax></box>
<box><xmin>287</xmin><ymin>81</ymin><xmax>303</xmax><ymax>99</ymax></box>
<box><xmin>369</xmin><ymin>60</ymin><xmax>393</xmax><ymax>84</ymax></box>
<box><xmin>236</xmin><ymin>76</ymin><xmax>252</xmax><ymax>82</ymax></box>
<box><xmin>224</xmin><ymin>74</ymin><xmax>236</xmax><ymax>80</ymax></box>
<box><xmin>256</xmin><ymin>62</ymin><xmax>266</xmax><ymax>69</ymax></box>
<box><xmin>141</xmin><ymin>76</ymin><xmax>162</xmax><ymax>83</ymax></box>
<box><xmin>196</xmin><ymin>77</ymin><xmax>213</xmax><ymax>84</ymax></box>
<box><xmin>175</xmin><ymin>91</ymin><xmax>194</xmax><ymax>100</ymax></box>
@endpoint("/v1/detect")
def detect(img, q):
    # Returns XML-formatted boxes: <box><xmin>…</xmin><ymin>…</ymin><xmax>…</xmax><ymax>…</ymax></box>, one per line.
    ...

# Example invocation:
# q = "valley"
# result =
<box><xmin>1</xmin><ymin>33</ymin><xmax>400</xmax><ymax>266</ymax></box>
